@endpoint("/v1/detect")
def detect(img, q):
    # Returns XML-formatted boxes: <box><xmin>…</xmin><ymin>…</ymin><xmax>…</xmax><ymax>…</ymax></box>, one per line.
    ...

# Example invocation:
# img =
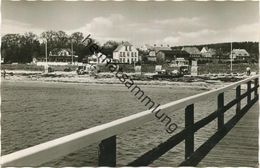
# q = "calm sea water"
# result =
<box><xmin>1</xmin><ymin>81</ymin><xmax>240</xmax><ymax>166</ymax></box>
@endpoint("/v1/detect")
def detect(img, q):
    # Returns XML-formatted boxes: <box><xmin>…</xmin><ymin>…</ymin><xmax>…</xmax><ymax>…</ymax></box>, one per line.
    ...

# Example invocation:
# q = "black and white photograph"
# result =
<box><xmin>1</xmin><ymin>0</ymin><xmax>259</xmax><ymax>167</ymax></box>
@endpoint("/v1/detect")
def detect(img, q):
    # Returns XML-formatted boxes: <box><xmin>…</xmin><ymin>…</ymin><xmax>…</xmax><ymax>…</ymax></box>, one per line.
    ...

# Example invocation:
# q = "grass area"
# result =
<box><xmin>1</xmin><ymin>64</ymin><xmax>78</xmax><ymax>72</ymax></box>
<box><xmin>1</xmin><ymin>63</ymin><xmax>258</xmax><ymax>75</ymax></box>
<box><xmin>198</xmin><ymin>63</ymin><xmax>259</xmax><ymax>74</ymax></box>
<box><xmin>1</xmin><ymin>64</ymin><xmax>44</xmax><ymax>71</ymax></box>
<box><xmin>98</xmin><ymin>64</ymin><xmax>136</xmax><ymax>72</ymax></box>
<box><xmin>142</xmin><ymin>64</ymin><xmax>156</xmax><ymax>73</ymax></box>
<box><xmin>99</xmin><ymin>64</ymin><xmax>156</xmax><ymax>73</ymax></box>
<box><xmin>49</xmin><ymin>65</ymin><xmax>78</xmax><ymax>71</ymax></box>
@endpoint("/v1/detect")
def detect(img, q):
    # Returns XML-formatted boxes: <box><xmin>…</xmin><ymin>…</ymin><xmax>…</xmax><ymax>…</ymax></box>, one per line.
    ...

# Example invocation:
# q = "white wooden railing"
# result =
<box><xmin>1</xmin><ymin>75</ymin><xmax>259</xmax><ymax>167</ymax></box>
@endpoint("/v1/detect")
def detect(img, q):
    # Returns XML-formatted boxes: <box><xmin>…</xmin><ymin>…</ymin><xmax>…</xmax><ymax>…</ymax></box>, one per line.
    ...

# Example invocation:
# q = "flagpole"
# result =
<box><xmin>45</xmin><ymin>40</ymin><xmax>48</xmax><ymax>65</ymax></box>
<box><xmin>230</xmin><ymin>33</ymin><xmax>233</xmax><ymax>72</ymax></box>
<box><xmin>71</xmin><ymin>39</ymin><xmax>74</xmax><ymax>64</ymax></box>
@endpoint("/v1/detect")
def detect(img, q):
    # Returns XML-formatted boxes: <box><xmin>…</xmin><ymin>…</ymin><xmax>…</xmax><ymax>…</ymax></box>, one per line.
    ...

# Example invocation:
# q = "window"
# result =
<box><xmin>120</xmin><ymin>52</ymin><xmax>122</xmax><ymax>56</ymax></box>
<box><xmin>131</xmin><ymin>52</ymin><xmax>134</xmax><ymax>57</ymax></box>
<box><xmin>135</xmin><ymin>52</ymin><xmax>137</xmax><ymax>57</ymax></box>
<box><xmin>123</xmin><ymin>52</ymin><xmax>125</xmax><ymax>57</ymax></box>
<box><xmin>127</xmin><ymin>52</ymin><xmax>130</xmax><ymax>56</ymax></box>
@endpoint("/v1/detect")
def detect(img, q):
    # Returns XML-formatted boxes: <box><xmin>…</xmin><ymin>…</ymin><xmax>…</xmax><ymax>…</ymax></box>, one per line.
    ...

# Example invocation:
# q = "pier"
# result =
<box><xmin>198</xmin><ymin>103</ymin><xmax>258</xmax><ymax>167</ymax></box>
<box><xmin>1</xmin><ymin>75</ymin><xmax>259</xmax><ymax>167</ymax></box>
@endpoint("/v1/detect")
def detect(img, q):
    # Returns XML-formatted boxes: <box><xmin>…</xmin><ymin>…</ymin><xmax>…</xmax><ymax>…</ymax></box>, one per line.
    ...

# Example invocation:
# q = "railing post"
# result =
<box><xmin>247</xmin><ymin>81</ymin><xmax>251</xmax><ymax>104</ymax></box>
<box><xmin>185</xmin><ymin>104</ymin><xmax>194</xmax><ymax>159</ymax></box>
<box><xmin>98</xmin><ymin>135</ymin><xmax>116</xmax><ymax>166</ymax></box>
<box><xmin>236</xmin><ymin>85</ymin><xmax>241</xmax><ymax>114</ymax></box>
<box><xmin>254</xmin><ymin>78</ymin><xmax>258</xmax><ymax>97</ymax></box>
<box><xmin>217</xmin><ymin>93</ymin><xmax>224</xmax><ymax>131</ymax></box>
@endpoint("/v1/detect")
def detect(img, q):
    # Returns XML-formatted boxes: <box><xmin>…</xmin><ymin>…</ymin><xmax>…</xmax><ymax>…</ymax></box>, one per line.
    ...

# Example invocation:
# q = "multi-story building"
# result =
<box><xmin>113</xmin><ymin>42</ymin><xmax>139</xmax><ymax>64</ymax></box>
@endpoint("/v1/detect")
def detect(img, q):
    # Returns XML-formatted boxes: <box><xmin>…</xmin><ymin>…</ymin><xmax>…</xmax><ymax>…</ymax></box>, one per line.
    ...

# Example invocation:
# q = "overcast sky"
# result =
<box><xmin>1</xmin><ymin>1</ymin><xmax>259</xmax><ymax>46</ymax></box>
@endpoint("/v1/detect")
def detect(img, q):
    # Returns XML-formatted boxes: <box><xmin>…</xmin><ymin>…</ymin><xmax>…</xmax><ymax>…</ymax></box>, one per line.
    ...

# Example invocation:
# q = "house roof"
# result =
<box><xmin>158</xmin><ymin>50</ymin><xmax>175</xmax><ymax>55</ymax></box>
<box><xmin>231</xmin><ymin>49</ymin><xmax>250</xmax><ymax>56</ymax></box>
<box><xmin>140</xmin><ymin>44</ymin><xmax>153</xmax><ymax>50</ymax></box>
<box><xmin>208</xmin><ymin>48</ymin><xmax>216</xmax><ymax>55</ymax></box>
<box><xmin>113</xmin><ymin>41</ymin><xmax>133</xmax><ymax>52</ymax></box>
<box><xmin>201</xmin><ymin>47</ymin><xmax>209</xmax><ymax>53</ymax></box>
<box><xmin>158</xmin><ymin>49</ymin><xmax>189</xmax><ymax>56</ymax></box>
<box><xmin>49</xmin><ymin>48</ymin><xmax>73</xmax><ymax>56</ymax></box>
<box><xmin>182</xmin><ymin>47</ymin><xmax>201</xmax><ymax>55</ymax></box>
<box><xmin>201</xmin><ymin>47</ymin><xmax>216</xmax><ymax>57</ymax></box>
<box><xmin>153</xmin><ymin>46</ymin><xmax>171</xmax><ymax>52</ymax></box>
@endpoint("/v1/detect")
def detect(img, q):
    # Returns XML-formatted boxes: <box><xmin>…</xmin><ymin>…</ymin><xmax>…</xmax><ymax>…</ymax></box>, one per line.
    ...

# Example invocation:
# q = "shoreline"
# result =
<box><xmin>1</xmin><ymin>70</ymin><xmax>234</xmax><ymax>90</ymax></box>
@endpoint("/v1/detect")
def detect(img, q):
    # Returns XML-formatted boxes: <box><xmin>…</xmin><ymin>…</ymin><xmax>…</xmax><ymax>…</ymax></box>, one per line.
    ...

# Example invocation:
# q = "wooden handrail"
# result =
<box><xmin>1</xmin><ymin>75</ymin><xmax>259</xmax><ymax>166</ymax></box>
<box><xmin>129</xmin><ymin>78</ymin><xmax>259</xmax><ymax>166</ymax></box>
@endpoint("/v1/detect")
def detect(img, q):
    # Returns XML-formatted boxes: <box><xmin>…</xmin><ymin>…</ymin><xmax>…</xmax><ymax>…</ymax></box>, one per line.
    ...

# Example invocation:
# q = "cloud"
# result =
<box><xmin>85</xmin><ymin>15</ymin><xmax>118</xmax><ymax>33</ymax></box>
<box><xmin>178</xmin><ymin>29</ymin><xmax>218</xmax><ymax>39</ymax></box>
<box><xmin>2</xmin><ymin>17</ymin><xmax>258</xmax><ymax>47</ymax></box>
<box><xmin>72</xmin><ymin>14</ymin><xmax>125</xmax><ymax>39</ymax></box>
<box><xmin>161</xmin><ymin>36</ymin><xmax>180</xmax><ymax>45</ymax></box>
<box><xmin>1</xmin><ymin>19</ymin><xmax>44</xmax><ymax>35</ymax></box>
<box><xmin>153</xmin><ymin>17</ymin><xmax>206</xmax><ymax>32</ymax></box>
<box><xmin>231</xmin><ymin>22</ymin><xmax>259</xmax><ymax>42</ymax></box>
<box><xmin>74</xmin><ymin>16</ymin><xmax>259</xmax><ymax>46</ymax></box>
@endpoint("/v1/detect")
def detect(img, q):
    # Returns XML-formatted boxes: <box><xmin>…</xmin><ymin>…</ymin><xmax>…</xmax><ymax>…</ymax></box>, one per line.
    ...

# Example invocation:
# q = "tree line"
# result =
<box><xmin>1</xmin><ymin>31</ymin><xmax>258</xmax><ymax>64</ymax></box>
<box><xmin>173</xmin><ymin>42</ymin><xmax>259</xmax><ymax>57</ymax></box>
<box><xmin>1</xmin><ymin>31</ymin><xmax>120</xmax><ymax>63</ymax></box>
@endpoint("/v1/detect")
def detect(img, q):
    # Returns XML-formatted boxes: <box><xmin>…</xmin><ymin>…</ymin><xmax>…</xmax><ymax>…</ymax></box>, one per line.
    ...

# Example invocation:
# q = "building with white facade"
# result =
<box><xmin>113</xmin><ymin>42</ymin><xmax>139</xmax><ymax>64</ymax></box>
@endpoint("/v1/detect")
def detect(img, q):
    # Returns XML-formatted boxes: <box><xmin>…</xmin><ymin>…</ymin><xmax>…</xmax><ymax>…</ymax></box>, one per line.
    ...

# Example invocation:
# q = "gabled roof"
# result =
<box><xmin>140</xmin><ymin>44</ymin><xmax>153</xmax><ymax>51</ymax></box>
<box><xmin>182</xmin><ymin>47</ymin><xmax>201</xmax><ymax>55</ymax></box>
<box><xmin>158</xmin><ymin>50</ymin><xmax>175</xmax><ymax>55</ymax></box>
<box><xmin>153</xmin><ymin>46</ymin><xmax>171</xmax><ymax>52</ymax></box>
<box><xmin>49</xmin><ymin>48</ymin><xmax>72</xmax><ymax>56</ymax></box>
<box><xmin>208</xmin><ymin>48</ymin><xmax>216</xmax><ymax>55</ymax></box>
<box><xmin>158</xmin><ymin>49</ymin><xmax>189</xmax><ymax>57</ymax></box>
<box><xmin>114</xmin><ymin>41</ymin><xmax>133</xmax><ymax>52</ymax></box>
<box><xmin>231</xmin><ymin>49</ymin><xmax>250</xmax><ymax>56</ymax></box>
<box><xmin>201</xmin><ymin>47</ymin><xmax>209</xmax><ymax>53</ymax></box>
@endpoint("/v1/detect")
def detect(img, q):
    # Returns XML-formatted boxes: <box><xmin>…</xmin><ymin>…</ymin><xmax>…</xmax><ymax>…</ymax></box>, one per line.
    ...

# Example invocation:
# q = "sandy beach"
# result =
<box><xmin>1</xmin><ymin>69</ymin><xmax>243</xmax><ymax>90</ymax></box>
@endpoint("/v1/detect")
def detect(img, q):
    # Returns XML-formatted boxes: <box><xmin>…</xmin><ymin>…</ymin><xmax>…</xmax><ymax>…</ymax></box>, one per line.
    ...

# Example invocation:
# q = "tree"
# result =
<box><xmin>101</xmin><ymin>40</ymin><xmax>119</xmax><ymax>58</ymax></box>
<box><xmin>70</xmin><ymin>32</ymin><xmax>90</xmax><ymax>61</ymax></box>
<box><xmin>41</xmin><ymin>31</ymin><xmax>69</xmax><ymax>51</ymax></box>
<box><xmin>70</xmin><ymin>32</ymin><xmax>84</xmax><ymax>44</ymax></box>
<box><xmin>102</xmin><ymin>40</ymin><xmax>119</xmax><ymax>49</ymax></box>
<box><xmin>1</xmin><ymin>34</ymin><xmax>23</xmax><ymax>63</ymax></box>
<box><xmin>41</xmin><ymin>30</ymin><xmax>58</xmax><ymax>53</ymax></box>
<box><xmin>55</xmin><ymin>31</ymin><xmax>69</xmax><ymax>49</ymax></box>
<box><xmin>1</xmin><ymin>32</ymin><xmax>41</xmax><ymax>63</ymax></box>
<box><xmin>20</xmin><ymin>32</ymin><xmax>41</xmax><ymax>62</ymax></box>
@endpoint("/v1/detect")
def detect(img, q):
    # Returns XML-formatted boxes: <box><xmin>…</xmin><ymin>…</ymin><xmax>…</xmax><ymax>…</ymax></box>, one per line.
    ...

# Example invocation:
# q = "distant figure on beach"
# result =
<box><xmin>3</xmin><ymin>69</ymin><xmax>6</xmax><ymax>79</ymax></box>
<box><xmin>246</xmin><ymin>67</ymin><xmax>251</xmax><ymax>76</ymax></box>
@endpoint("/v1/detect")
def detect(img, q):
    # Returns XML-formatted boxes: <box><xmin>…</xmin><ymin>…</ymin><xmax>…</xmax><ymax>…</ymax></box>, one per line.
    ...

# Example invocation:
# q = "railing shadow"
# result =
<box><xmin>179</xmin><ymin>95</ymin><xmax>258</xmax><ymax>166</ymax></box>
